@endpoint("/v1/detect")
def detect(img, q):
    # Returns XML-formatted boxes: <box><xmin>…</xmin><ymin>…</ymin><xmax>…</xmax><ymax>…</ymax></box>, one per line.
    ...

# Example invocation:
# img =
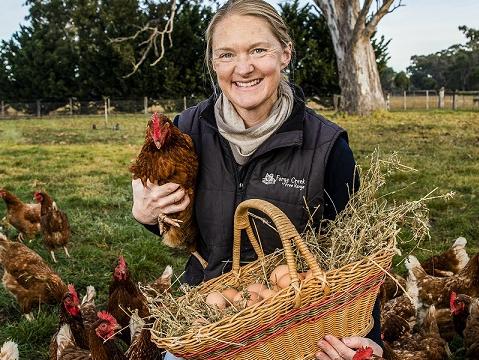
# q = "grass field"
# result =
<box><xmin>0</xmin><ymin>110</ymin><xmax>478</xmax><ymax>359</ymax></box>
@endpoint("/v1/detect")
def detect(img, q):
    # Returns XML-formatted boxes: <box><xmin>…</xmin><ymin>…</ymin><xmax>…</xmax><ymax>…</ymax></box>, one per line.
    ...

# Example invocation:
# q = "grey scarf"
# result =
<box><xmin>215</xmin><ymin>80</ymin><xmax>294</xmax><ymax>165</ymax></box>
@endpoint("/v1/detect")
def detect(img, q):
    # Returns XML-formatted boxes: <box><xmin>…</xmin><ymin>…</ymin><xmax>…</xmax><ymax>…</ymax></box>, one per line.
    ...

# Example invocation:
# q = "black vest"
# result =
<box><xmin>178</xmin><ymin>93</ymin><xmax>346</xmax><ymax>285</ymax></box>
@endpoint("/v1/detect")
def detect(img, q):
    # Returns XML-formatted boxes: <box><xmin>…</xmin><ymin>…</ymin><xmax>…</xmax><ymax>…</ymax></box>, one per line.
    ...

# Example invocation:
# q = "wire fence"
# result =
<box><xmin>0</xmin><ymin>89</ymin><xmax>478</xmax><ymax>119</ymax></box>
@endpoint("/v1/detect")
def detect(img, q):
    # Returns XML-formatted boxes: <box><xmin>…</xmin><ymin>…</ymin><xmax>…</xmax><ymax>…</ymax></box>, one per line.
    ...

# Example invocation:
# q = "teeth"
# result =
<box><xmin>235</xmin><ymin>79</ymin><xmax>261</xmax><ymax>88</ymax></box>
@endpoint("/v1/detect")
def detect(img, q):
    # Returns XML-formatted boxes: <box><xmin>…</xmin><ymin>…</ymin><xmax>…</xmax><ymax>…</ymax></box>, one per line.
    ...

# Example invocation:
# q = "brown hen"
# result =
<box><xmin>0</xmin><ymin>233</ymin><xmax>67</xmax><ymax>320</ymax></box>
<box><xmin>129</xmin><ymin>112</ymin><xmax>204</xmax><ymax>265</ymax></box>
<box><xmin>421</xmin><ymin>237</ymin><xmax>469</xmax><ymax>277</ymax></box>
<box><xmin>0</xmin><ymin>188</ymin><xmax>41</xmax><ymax>241</ymax></box>
<box><xmin>34</xmin><ymin>191</ymin><xmax>71</xmax><ymax>263</ymax></box>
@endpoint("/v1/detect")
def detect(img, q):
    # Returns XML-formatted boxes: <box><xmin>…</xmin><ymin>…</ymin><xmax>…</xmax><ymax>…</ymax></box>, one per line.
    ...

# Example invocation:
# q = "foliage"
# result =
<box><xmin>408</xmin><ymin>26</ymin><xmax>479</xmax><ymax>90</ymax></box>
<box><xmin>394</xmin><ymin>71</ymin><xmax>410</xmax><ymax>91</ymax></box>
<box><xmin>0</xmin><ymin>111</ymin><xmax>478</xmax><ymax>358</ymax></box>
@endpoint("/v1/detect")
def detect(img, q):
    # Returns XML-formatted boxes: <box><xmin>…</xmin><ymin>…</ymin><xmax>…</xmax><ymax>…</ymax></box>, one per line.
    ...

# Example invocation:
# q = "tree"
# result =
<box><xmin>394</xmin><ymin>71</ymin><xmax>409</xmax><ymax>91</ymax></box>
<box><xmin>313</xmin><ymin>0</ymin><xmax>402</xmax><ymax>114</ymax></box>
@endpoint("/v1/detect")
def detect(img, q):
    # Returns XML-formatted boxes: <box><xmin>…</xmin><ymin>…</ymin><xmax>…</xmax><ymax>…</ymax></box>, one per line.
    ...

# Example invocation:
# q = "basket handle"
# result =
<box><xmin>233</xmin><ymin>199</ymin><xmax>330</xmax><ymax>304</ymax></box>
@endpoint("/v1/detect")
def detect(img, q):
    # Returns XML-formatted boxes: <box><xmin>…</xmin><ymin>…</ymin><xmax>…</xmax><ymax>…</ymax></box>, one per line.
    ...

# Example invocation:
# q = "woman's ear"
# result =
<box><xmin>280</xmin><ymin>42</ymin><xmax>292</xmax><ymax>70</ymax></box>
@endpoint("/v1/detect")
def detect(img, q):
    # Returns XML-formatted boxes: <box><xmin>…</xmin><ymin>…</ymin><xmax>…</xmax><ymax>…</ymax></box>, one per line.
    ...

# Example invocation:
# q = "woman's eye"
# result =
<box><xmin>219</xmin><ymin>53</ymin><xmax>233</xmax><ymax>59</ymax></box>
<box><xmin>252</xmin><ymin>48</ymin><xmax>266</xmax><ymax>55</ymax></box>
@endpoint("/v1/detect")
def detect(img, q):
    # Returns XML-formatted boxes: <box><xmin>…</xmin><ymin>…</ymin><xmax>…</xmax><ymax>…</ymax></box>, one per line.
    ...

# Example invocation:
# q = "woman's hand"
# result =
<box><xmin>316</xmin><ymin>335</ymin><xmax>383</xmax><ymax>359</ymax></box>
<box><xmin>131</xmin><ymin>179</ymin><xmax>190</xmax><ymax>225</ymax></box>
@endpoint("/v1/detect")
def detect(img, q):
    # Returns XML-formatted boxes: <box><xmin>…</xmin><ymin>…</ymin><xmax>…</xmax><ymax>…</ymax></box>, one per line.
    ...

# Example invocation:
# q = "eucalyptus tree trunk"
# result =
<box><xmin>314</xmin><ymin>0</ymin><xmax>401</xmax><ymax>114</ymax></box>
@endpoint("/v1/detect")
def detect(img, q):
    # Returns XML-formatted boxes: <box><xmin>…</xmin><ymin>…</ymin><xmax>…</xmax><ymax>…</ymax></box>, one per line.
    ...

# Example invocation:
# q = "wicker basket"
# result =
<box><xmin>151</xmin><ymin>199</ymin><xmax>395</xmax><ymax>360</ymax></box>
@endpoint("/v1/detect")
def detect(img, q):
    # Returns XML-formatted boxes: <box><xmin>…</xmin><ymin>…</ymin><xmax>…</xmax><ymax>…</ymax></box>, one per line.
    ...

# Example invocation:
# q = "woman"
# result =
<box><xmin>132</xmin><ymin>1</ymin><xmax>383</xmax><ymax>359</ymax></box>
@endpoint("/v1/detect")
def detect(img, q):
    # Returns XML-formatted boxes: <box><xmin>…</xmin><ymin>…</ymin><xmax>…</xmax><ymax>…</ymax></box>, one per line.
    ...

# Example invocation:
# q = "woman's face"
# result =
<box><xmin>212</xmin><ymin>14</ymin><xmax>291</xmax><ymax>123</ymax></box>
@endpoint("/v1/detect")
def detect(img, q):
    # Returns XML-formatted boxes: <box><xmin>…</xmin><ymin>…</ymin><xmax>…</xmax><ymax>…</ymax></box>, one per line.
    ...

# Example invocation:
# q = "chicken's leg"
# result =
<box><xmin>157</xmin><ymin>213</ymin><xmax>183</xmax><ymax>235</ymax></box>
<box><xmin>17</xmin><ymin>233</ymin><xmax>24</xmax><ymax>243</ymax></box>
<box><xmin>24</xmin><ymin>312</ymin><xmax>35</xmax><ymax>321</ymax></box>
<box><xmin>50</xmin><ymin>250</ymin><xmax>58</xmax><ymax>263</ymax></box>
<box><xmin>63</xmin><ymin>246</ymin><xmax>71</xmax><ymax>258</ymax></box>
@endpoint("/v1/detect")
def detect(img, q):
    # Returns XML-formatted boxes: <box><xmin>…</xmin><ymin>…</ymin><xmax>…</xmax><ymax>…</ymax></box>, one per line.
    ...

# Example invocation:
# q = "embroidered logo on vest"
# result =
<box><xmin>262</xmin><ymin>173</ymin><xmax>306</xmax><ymax>191</ymax></box>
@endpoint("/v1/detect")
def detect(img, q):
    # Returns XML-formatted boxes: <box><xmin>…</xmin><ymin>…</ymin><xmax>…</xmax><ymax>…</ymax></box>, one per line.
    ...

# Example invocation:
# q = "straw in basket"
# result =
<box><xmin>151</xmin><ymin>199</ymin><xmax>395</xmax><ymax>360</ymax></box>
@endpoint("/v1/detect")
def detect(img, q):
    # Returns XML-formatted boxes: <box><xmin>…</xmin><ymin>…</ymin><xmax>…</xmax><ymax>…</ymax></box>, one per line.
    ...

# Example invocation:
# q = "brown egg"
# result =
<box><xmin>246</xmin><ymin>291</ymin><xmax>261</xmax><ymax>307</ymax></box>
<box><xmin>277</xmin><ymin>273</ymin><xmax>292</xmax><ymax>289</ymax></box>
<box><xmin>269</xmin><ymin>265</ymin><xmax>290</xmax><ymax>285</ymax></box>
<box><xmin>221</xmin><ymin>287</ymin><xmax>239</xmax><ymax>306</ymax></box>
<box><xmin>258</xmin><ymin>288</ymin><xmax>277</xmax><ymax>300</ymax></box>
<box><xmin>205</xmin><ymin>291</ymin><xmax>227</xmax><ymax>310</ymax></box>
<box><xmin>246</xmin><ymin>283</ymin><xmax>268</xmax><ymax>294</ymax></box>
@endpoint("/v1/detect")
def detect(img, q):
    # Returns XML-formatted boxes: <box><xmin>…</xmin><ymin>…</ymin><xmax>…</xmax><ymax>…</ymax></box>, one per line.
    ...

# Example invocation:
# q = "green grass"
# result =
<box><xmin>0</xmin><ymin>111</ymin><xmax>478</xmax><ymax>359</ymax></box>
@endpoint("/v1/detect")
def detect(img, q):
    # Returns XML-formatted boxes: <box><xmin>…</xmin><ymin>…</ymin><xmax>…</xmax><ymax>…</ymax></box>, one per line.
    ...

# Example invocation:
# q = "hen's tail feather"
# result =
<box><xmin>0</xmin><ymin>340</ymin><xmax>19</xmax><ymax>360</ymax></box>
<box><xmin>452</xmin><ymin>237</ymin><xmax>469</xmax><ymax>270</ymax></box>
<box><xmin>81</xmin><ymin>285</ymin><xmax>96</xmax><ymax>305</ymax></box>
<box><xmin>422</xmin><ymin>305</ymin><xmax>440</xmax><ymax>336</ymax></box>
<box><xmin>0</xmin><ymin>233</ymin><xmax>10</xmax><ymax>263</ymax></box>
<box><xmin>56</xmin><ymin>324</ymin><xmax>75</xmax><ymax>358</ymax></box>
<box><xmin>406</xmin><ymin>255</ymin><xmax>427</xmax><ymax>280</ymax></box>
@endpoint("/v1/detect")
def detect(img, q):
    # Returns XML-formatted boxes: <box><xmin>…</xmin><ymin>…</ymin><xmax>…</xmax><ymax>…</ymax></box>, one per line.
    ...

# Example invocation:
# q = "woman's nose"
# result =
<box><xmin>234</xmin><ymin>55</ymin><xmax>254</xmax><ymax>75</ymax></box>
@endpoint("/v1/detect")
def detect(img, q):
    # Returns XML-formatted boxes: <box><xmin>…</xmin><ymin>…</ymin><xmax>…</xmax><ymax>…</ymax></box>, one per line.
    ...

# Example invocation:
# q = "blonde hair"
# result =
<box><xmin>205</xmin><ymin>0</ymin><xmax>294</xmax><ymax>94</ymax></box>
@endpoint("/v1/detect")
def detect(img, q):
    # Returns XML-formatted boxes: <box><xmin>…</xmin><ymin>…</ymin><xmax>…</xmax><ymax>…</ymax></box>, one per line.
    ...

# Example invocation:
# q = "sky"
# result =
<box><xmin>0</xmin><ymin>0</ymin><xmax>478</xmax><ymax>72</ymax></box>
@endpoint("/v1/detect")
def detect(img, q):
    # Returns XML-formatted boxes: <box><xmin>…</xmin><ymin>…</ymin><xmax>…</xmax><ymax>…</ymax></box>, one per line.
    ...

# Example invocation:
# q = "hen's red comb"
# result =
<box><xmin>67</xmin><ymin>284</ymin><xmax>80</xmax><ymax>304</ymax></box>
<box><xmin>352</xmin><ymin>346</ymin><xmax>374</xmax><ymax>360</ymax></box>
<box><xmin>97</xmin><ymin>311</ymin><xmax>117</xmax><ymax>325</ymax></box>
<box><xmin>118</xmin><ymin>255</ymin><xmax>126</xmax><ymax>268</ymax></box>
<box><xmin>152</xmin><ymin>112</ymin><xmax>161</xmax><ymax>140</ymax></box>
<box><xmin>450</xmin><ymin>292</ymin><xmax>457</xmax><ymax>309</ymax></box>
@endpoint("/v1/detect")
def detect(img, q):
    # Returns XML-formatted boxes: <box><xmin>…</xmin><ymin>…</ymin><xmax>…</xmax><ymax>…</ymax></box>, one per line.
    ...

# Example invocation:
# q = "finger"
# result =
<box><xmin>317</xmin><ymin>339</ymin><xmax>341</xmax><ymax>360</ymax></box>
<box><xmin>159</xmin><ymin>187</ymin><xmax>185</xmax><ymax>208</ymax></box>
<box><xmin>324</xmin><ymin>335</ymin><xmax>356</xmax><ymax>359</ymax></box>
<box><xmin>315</xmin><ymin>350</ymin><xmax>331</xmax><ymax>360</ymax></box>
<box><xmin>162</xmin><ymin>193</ymin><xmax>190</xmax><ymax>214</ymax></box>
<box><xmin>156</xmin><ymin>182</ymin><xmax>181</xmax><ymax>197</ymax></box>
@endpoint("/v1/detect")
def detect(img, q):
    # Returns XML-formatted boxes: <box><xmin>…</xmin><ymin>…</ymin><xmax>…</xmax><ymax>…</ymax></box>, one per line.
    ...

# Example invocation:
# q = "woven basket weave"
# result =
<box><xmin>151</xmin><ymin>199</ymin><xmax>395</xmax><ymax>360</ymax></box>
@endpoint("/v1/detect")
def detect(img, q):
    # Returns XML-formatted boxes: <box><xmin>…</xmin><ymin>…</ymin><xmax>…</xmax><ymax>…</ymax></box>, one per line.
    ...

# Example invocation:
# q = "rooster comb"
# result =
<box><xmin>67</xmin><ymin>284</ymin><xmax>79</xmax><ymax>303</ymax></box>
<box><xmin>450</xmin><ymin>291</ymin><xmax>457</xmax><ymax>306</ymax></box>
<box><xmin>118</xmin><ymin>255</ymin><xmax>127</xmax><ymax>268</ymax></box>
<box><xmin>97</xmin><ymin>311</ymin><xmax>117</xmax><ymax>324</ymax></box>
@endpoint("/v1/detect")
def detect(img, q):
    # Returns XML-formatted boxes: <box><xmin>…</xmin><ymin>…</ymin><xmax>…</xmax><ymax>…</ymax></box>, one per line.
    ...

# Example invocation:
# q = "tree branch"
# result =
<box><xmin>111</xmin><ymin>0</ymin><xmax>177</xmax><ymax>77</ymax></box>
<box><xmin>351</xmin><ymin>0</ymin><xmax>373</xmax><ymax>47</ymax></box>
<box><xmin>364</xmin><ymin>0</ymin><xmax>403</xmax><ymax>38</ymax></box>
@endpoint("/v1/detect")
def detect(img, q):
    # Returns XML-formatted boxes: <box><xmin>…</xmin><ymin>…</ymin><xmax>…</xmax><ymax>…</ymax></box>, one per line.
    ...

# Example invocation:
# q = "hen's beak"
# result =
<box><xmin>154</xmin><ymin>140</ymin><xmax>162</xmax><ymax>150</ymax></box>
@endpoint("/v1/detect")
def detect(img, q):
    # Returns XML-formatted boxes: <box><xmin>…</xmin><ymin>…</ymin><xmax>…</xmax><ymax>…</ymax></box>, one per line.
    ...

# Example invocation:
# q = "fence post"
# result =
<box><xmin>144</xmin><ymin>96</ymin><xmax>148</xmax><ymax>114</ymax></box>
<box><xmin>36</xmin><ymin>100</ymin><xmax>41</xmax><ymax>117</ymax></box>
<box><xmin>386</xmin><ymin>93</ymin><xmax>390</xmax><ymax>111</ymax></box>
<box><xmin>183</xmin><ymin>96</ymin><xmax>187</xmax><ymax>110</ymax></box>
<box><xmin>69</xmin><ymin>98</ymin><xmax>73</xmax><ymax>116</ymax></box>
<box><xmin>1</xmin><ymin>100</ymin><xmax>4</xmax><ymax>118</ymax></box>
<box><xmin>104</xmin><ymin>97</ymin><xmax>109</xmax><ymax>127</ymax></box>
<box><xmin>452</xmin><ymin>91</ymin><xmax>458</xmax><ymax>110</ymax></box>
<box><xmin>403</xmin><ymin>91</ymin><xmax>407</xmax><ymax>110</ymax></box>
<box><xmin>333</xmin><ymin>94</ymin><xmax>340</xmax><ymax>111</ymax></box>
<box><xmin>438</xmin><ymin>87</ymin><xmax>445</xmax><ymax>109</ymax></box>
<box><xmin>426</xmin><ymin>90</ymin><xmax>429</xmax><ymax>110</ymax></box>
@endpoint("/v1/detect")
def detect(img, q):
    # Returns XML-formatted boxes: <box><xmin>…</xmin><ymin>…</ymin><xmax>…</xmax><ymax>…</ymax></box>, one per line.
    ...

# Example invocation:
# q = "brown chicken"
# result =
<box><xmin>34</xmin><ymin>191</ymin><xmax>71</xmax><ymax>263</ymax></box>
<box><xmin>129</xmin><ymin>112</ymin><xmax>205</xmax><ymax>266</ymax></box>
<box><xmin>55</xmin><ymin>312</ymin><xmax>126</xmax><ymax>360</ymax></box>
<box><xmin>49</xmin><ymin>284</ymin><xmax>89</xmax><ymax>360</ymax></box>
<box><xmin>421</xmin><ymin>237</ymin><xmax>469</xmax><ymax>277</ymax></box>
<box><xmin>450</xmin><ymin>292</ymin><xmax>474</xmax><ymax>337</ymax></box>
<box><xmin>107</xmin><ymin>256</ymin><xmax>172</xmax><ymax>347</ymax></box>
<box><xmin>0</xmin><ymin>340</ymin><xmax>19</xmax><ymax>360</ymax></box>
<box><xmin>107</xmin><ymin>256</ymin><xmax>149</xmax><ymax>344</ymax></box>
<box><xmin>462</xmin><ymin>297</ymin><xmax>479</xmax><ymax>359</ymax></box>
<box><xmin>379</xmin><ymin>272</ymin><xmax>407</xmax><ymax>305</ymax></box>
<box><xmin>386</xmin><ymin>305</ymin><xmax>448</xmax><ymax>360</ymax></box>
<box><xmin>405</xmin><ymin>254</ymin><xmax>479</xmax><ymax>317</ymax></box>
<box><xmin>0</xmin><ymin>233</ymin><xmax>67</xmax><ymax>320</ymax></box>
<box><xmin>0</xmin><ymin>188</ymin><xmax>41</xmax><ymax>241</ymax></box>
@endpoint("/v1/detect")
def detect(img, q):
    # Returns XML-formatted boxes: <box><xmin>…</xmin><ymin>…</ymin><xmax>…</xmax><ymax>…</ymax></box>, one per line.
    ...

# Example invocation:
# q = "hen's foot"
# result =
<box><xmin>50</xmin><ymin>250</ymin><xmax>58</xmax><ymax>263</ymax></box>
<box><xmin>157</xmin><ymin>214</ymin><xmax>183</xmax><ymax>235</ymax></box>
<box><xmin>64</xmin><ymin>246</ymin><xmax>71</xmax><ymax>258</ymax></box>
<box><xmin>17</xmin><ymin>233</ymin><xmax>24</xmax><ymax>243</ymax></box>
<box><xmin>24</xmin><ymin>313</ymin><xmax>34</xmax><ymax>321</ymax></box>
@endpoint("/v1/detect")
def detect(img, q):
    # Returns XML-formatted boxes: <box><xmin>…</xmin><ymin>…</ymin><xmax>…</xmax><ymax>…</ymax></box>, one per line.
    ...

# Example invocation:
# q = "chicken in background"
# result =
<box><xmin>421</xmin><ymin>237</ymin><xmax>469</xmax><ymax>277</ymax></box>
<box><xmin>107</xmin><ymin>256</ymin><xmax>149</xmax><ymax>344</ymax></box>
<box><xmin>0</xmin><ymin>340</ymin><xmax>19</xmax><ymax>360</ymax></box>
<box><xmin>450</xmin><ymin>292</ymin><xmax>474</xmax><ymax>338</ymax></box>
<box><xmin>126</xmin><ymin>309</ymin><xmax>164</xmax><ymax>360</ymax></box>
<box><xmin>34</xmin><ymin>191</ymin><xmax>71</xmax><ymax>263</ymax></box>
<box><xmin>0</xmin><ymin>188</ymin><xmax>41</xmax><ymax>242</ymax></box>
<box><xmin>129</xmin><ymin>112</ymin><xmax>206</xmax><ymax>267</ymax></box>
<box><xmin>0</xmin><ymin>233</ymin><xmax>67</xmax><ymax>320</ymax></box>
<box><xmin>405</xmin><ymin>253</ymin><xmax>479</xmax><ymax>317</ymax></box>
<box><xmin>386</xmin><ymin>305</ymin><xmax>448</xmax><ymax>360</ymax></box>
<box><xmin>379</xmin><ymin>272</ymin><xmax>407</xmax><ymax>305</ymax></box>
<box><xmin>462</xmin><ymin>296</ymin><xmax>479</xmax><ymax>359</ymax></box>
<box><xmin>49</xmin><ymin>284</ymin><xmax>89</xmax><ymax>360</ymax></box>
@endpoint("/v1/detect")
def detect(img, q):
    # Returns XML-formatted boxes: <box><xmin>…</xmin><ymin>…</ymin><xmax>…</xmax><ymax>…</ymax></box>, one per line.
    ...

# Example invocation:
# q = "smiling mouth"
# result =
<box><xmin>234</xmin><ymin>79</ymin><xmax>262</xmax><ymax>88</ymax></box>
